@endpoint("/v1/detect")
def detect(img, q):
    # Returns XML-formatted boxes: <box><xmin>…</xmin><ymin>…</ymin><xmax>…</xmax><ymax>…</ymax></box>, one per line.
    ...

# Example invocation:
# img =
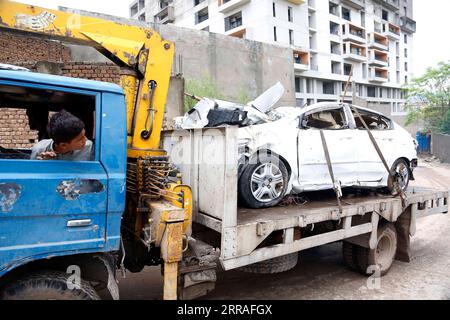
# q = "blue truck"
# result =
<box><xmin>0</xmin><ymin>70</ymin><xmax>128</xmax><ymax>299</ymax></box>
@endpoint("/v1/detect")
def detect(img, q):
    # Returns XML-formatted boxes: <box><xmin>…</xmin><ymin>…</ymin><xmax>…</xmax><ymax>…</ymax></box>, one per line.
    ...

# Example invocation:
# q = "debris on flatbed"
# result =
<box><xmin>176</xmin><ymin>82</ymin><xmax>285</xmax><ymax>129</ymax></box>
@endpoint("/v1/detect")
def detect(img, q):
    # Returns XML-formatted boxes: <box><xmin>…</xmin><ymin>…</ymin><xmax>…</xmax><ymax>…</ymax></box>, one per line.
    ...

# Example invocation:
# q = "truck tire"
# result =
<box><xmin>238</xmin><ymin>253</ymin><xmax>298</xmax><ymax>274</ymax></box>
<box><xmin>238</xmin><ymin>153</ymin><xmax>289</xmax><ymax>209</ymax></box>
<box><xmin>342</xmin><ymin>241</ymin><xmax>359</xmax><ymax>271</ymax></box>
<box><xmin>0</xmin><ymin>271</ymin><xmax>100</xmax><ymax>300</ymax></box>
<box><xmin>355</xmin><ymin>223</ymin><xmax>398</xmax><ymax>277</ymax></box>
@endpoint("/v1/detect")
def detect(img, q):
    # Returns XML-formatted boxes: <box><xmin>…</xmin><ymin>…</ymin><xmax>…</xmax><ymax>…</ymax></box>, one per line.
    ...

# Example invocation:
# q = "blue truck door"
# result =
<box><xmin>0</xmin><ymin>85</ymin><xmax>108</xmax><ymax>273</ymax></box>
<box><xmin>0</xmin><ymin>161</ymin><xmax>108</xmax><ymax>267</ymax></box>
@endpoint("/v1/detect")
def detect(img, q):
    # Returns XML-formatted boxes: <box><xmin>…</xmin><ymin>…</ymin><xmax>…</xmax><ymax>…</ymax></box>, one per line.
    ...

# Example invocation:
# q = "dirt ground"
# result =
<box><xmin>115</xmin><ymin>157</ymin><xmax>450</xmax><ymax>300</ymax></box>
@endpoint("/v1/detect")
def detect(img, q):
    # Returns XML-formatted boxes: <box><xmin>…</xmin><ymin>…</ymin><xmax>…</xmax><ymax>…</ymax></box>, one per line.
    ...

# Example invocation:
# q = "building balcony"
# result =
<box><xmin>368</xmin><ymin>32</ymin><xmax>389</xmax><ymax>51</ymax></box>
<box><xmin>369</xmin><ymin>67</ymin><xmax>389</xmax><ymax>83</ymax></box>
<box><xmin>294</xmin><ymin>50</ymin><xmax>309</xmax><ymax>72</ymax></box>
<box><xmin>218</xmin><ymin>0</ymin><xmax>251</xmax><ymax>14</ymax></box>
<box><xmin>372</xmin><ymin>0</ymin><xmax>399</xmax><ymax>11</ymax></box>
<box><xmin>286</xmin><ymin>0</ymin><xmax>306</xmax><ymax>4</ymax></box>
<box><xmin>343</xmin><ymin>42</ymin><xmax>367</xmax><ymax>62</ymax></box>
<box><xmin>382</xmin><ymin>22</ymin><xmax>401</xmax><ymax>39</ymax></box>
<box><xmin>400</xmin><ymin>16</ymin><xmax>416</xmax><ymax>34</ymax></box>
<box><xmin>225</xmin><ymin>25</ymin><xmax>246</xmax><ymax>38</ymax></box>
<box><xmin>342</xmin><ymin>22</ymin><xmax>366</xmax><ymax>44</ymax></box>
<box><xmin>368</xmin><ymin>49</ymin><xmax>388</xmax><ymax>67</ymax></box>
<box><xmin>154</xmin><ymin>5</ymin><xmax>175</xmax><ymax>24</ymax></box>
<box><xmin>341</xmin><ymin>0</ymin><xmax>365</xmax><ymax>10</ymax></box>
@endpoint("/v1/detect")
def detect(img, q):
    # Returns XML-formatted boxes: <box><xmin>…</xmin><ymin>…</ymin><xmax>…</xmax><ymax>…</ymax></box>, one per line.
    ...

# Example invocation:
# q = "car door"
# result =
<box><xmin>0</xmin><ymin>81</ymin><xmax>107</xmax><ymax>271</ymax></box>
<box><xmin>297</xmin><ymin>104</ymin><xmax>358</xmax><ymax>190</ymax></box>
<box><xmin>350</xmin><ymin>106</ymin><xmax>394</xmax><ymax>183</ymax></box>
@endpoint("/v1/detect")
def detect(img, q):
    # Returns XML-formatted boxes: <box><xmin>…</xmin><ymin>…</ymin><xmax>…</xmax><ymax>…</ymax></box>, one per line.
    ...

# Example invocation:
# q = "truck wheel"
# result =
<box><xmin>0</xmin><ymin>271</ymin><xmax>100</xmax><ymax>300</ymax></box>
<box><xmin>238</xmin><ymin>253</ymin><xmax>298</xmax><ymax>274</ymax></box>
<box><xmin>356</xmin><ymin>223</ymin><xmax>398</xmax><ymax>277</ymax></box>
<box><xmin>238</xmin><ymin>153</ymin><xmax>289</xmax><ymax>209</ymax></box>
<box><xmin>342</xmin><ymin>241</ymin><xmax>359</xmax><ymax>271</ymax></box>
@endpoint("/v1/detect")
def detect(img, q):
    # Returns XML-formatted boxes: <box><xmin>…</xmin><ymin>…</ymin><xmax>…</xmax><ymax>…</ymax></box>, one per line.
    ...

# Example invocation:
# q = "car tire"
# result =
<box><xmin>0</xmin><ymin>270</ymin><xmax>100</xmax><ymax>300</ymax></box>
<box><xmin>388</xmin><ymin>158</ymin><xmax>410</xmax><ymax>195</ymax></box>
<box><xmin>238</xmin><ymin>153</ymin><xmax>289</xmax><ymax>209</ymax></box>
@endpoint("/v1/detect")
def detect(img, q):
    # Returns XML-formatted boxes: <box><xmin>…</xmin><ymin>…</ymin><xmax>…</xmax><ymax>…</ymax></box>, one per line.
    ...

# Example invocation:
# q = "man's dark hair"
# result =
<box><xmin>47</xmin><ymin>110</ymin><xmax>85</xmax><ymax>144</ymax></box>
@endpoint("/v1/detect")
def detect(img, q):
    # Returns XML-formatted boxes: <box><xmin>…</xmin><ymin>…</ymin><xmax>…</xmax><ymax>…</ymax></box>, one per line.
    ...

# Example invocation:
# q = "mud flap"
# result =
<box><xmin>178</xmin><ymin>239</ymin><xmax>219</xmax><ymax>300</ymax></box>
<box><xmin>394</xmin><ymin>208</ymin><xmax>412</xmax><ymax>263</ymax></box>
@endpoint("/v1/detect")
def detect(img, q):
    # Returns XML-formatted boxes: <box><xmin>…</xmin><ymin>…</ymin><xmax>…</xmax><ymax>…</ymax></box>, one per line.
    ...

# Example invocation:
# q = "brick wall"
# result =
<box><xmin>61</xmin><ymin>62</ymin><xmax>121</xmax><ymax>84</ymax></box>
<box><xmin>0</xmin><ymin>32</ymin><xmax>121</xmax><ymax>149</ymax></box>
<box><xmin>0</xmin><ymin>31</ymin><xmax>71</xmax><ymax>64</ymax></box>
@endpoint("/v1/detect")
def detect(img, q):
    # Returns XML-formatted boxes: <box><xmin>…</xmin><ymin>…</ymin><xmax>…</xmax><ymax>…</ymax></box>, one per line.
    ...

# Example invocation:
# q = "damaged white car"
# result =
<box><xmin>237</xmin><ymin>102</ymin><xmax>418</xmax><ymax>208</ymax></box>
<box><xmin>178</xmin><ymin>83</ymin><xmax>418</xmax><ymax>209</ymax></box>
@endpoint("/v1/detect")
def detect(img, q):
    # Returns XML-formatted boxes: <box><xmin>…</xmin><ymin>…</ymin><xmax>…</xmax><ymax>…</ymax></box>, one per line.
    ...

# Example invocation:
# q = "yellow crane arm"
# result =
<box><xmin>0</xmin><ymin>0</ymin><xmax>174</xmax><ymax>157</ymax></box>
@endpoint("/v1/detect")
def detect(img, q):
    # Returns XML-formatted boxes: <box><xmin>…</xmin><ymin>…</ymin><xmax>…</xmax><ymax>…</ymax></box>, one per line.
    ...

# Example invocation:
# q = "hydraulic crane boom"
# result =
<box><xmin>0</xmin><ymin>0</ymin><xmax>174</xmax><ymax>158</ymax></box>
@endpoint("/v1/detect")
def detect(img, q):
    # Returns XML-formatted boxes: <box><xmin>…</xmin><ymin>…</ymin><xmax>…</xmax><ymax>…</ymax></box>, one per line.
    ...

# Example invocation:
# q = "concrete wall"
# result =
<box><xmin>58</xmin><ymin>8</ymin><xmax>296</xmax><ymax>108</ymax></box>
<box><xmin>432</xmin><ymin>133</ymin><xmax>450</xmax><ymax>163</ymax></box>
<box><xmin>158</xmin><ymin>24</ymin><xmax>296</xmax><ymax>107</ymax></box>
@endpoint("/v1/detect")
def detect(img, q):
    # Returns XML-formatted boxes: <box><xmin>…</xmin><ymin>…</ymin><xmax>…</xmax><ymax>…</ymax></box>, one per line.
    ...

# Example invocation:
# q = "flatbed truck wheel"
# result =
<box><xmin>355</xmin><ymin>223</ymin><xmax>398</xmax><ymax>277</ymax></box>
<box><xmin>342</xmin><ymin>241</ymin><xmax>359</xmax><ymax>271</ymax></box>
<box><xmin>0</xmin><ymin>271</ymin><xmax>100</xmax><ymax>300</ymax></box>
<box><xmin>238</xmin><ymin>253</ymin><xmax>298</xmax><ymax>274</ymax></box>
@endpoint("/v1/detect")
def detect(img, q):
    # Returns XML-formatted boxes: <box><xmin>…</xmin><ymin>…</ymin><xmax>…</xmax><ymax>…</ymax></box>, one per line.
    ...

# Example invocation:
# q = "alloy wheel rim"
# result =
<box><xmin>250</xmin><ymin>163</ymin><xmax>284</xmax><ymax>202</ymax></box>
<box><xmin>395</xmin><ymin>162</ymin><xmax>409</xmax><ymax>191</ymax></box>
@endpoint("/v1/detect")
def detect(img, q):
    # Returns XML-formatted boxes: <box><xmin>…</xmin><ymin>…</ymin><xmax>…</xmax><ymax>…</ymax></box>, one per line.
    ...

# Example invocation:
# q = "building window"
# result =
<box><xmin>306</xmin><ymin>79</ymin><xmax>313</xmax><ymax>93</ymax></box>
<box><xmin>382</xmin><ymin>9</ymin><xmax>388</xmax><ymax>21</ymax></box>
<box><xmin>361</xmin><ymin>11</ymin><xmax>365</xmax><ymax>27</ymax></box>
<box><xmin>342</xmin><ymin>7</ymin><xmax>351</xmax><ymax>21</ymax></box>
<box><xmin>138</xmin><ymin>13</ymin><xmax>146</xmax><ymax>21</ymax></box>
<box><xmin>405</xmin><ymin>76</ymin><xmax>408</xmax><ymax>84</ymax></box>
<box><xmin>288</xmin><ymin>6</ymin><xmax>293</xmax><ymax>22</ymax></box>
<box><xmin>130</xmin><ymin>4</ymin><xmax>138</xmax><ymax>16</ymax></box>
<box><xmin>225</xmin><ymin>11</ymin><xmax>242</xmax><ymax>31</ymax></box>
<box><xmin>405</xmin><ymin>62</ymin><xmax>408</xmax><ymax>71</ymax></box>
<box><xmin>329</xmin><ymin>1</ymin><xmax>339</xmax><ymax>16</ymax></box>
<box><xmin>194</xmin><ymin>0</ymin><xmax>205</xmax><ymax>6</ymax></box>
<box><xmin>330</xmin><ymin>41</ymin><xmax>340</xmax><ymax>55</ymax></box>
<box><xmin>273</xmin><ymin>2</ymin><xmax>276</xmax><ymax>17</ymax></box>
<box><xmin>330</xmin><ymin>22</ymin><xmax>339</xmax><ymax>35</ymax></box>
<box><xmin>404</xmin><ymin>48</ymin><xmax>408</xmax><ymax>58</ymax></box>
<box><xmin>363</xmin><ymin>63</ymin><xmax>367</xmax><ymax>79</ymax></box>
<box><xmin>331</xmin><ymin>61</ymin><xmax>341</xmax><ymax>75</ymax></box>
<box><xmin>295</xmin><ymin>77</ymin><xmax>303</xmax><ymax>93</ymax></box>
<box><xmin>159</xmin><ymin>0</ymin><xmax>169</xmax><ymax>9</ymax></box>
<box><xmin>196</xmin><ymin>7</ymin><xmax>209</xmax><ymax>24</ymax></box>
<box><xmin>404</xmin><ymin>34</ymin><xmax>408</xmax><ymax>44</ymax></box>
<box><xmin>289</xmin><ymin>29</ymin><xmax>294</xmax><ymax>45</ymax></box>
<box><xmin>344</xmin><ymin>63</ymin><xmax>352</xmax><ymax>76</ymax></box>
<box><xmin>273</xmin><ymin>26</ymin><xmax>277</xmax><ymax>41</ymax></box>
<box><xmin>367</xmin><ymin>86</ymin><xmax>376</xmax><ymax>97</ymax></box>
<box><xmin>323</xmin><ymin>81</ymin><xmax>335</xmax><ymax>95</ymax></box>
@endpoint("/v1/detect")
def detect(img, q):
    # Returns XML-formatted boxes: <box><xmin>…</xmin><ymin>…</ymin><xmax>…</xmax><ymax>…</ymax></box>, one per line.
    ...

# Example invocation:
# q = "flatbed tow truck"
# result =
<box><xmin>0</xmin><ymin>1</ymin><xmax>447</xmax><ymax>300</ymax></box>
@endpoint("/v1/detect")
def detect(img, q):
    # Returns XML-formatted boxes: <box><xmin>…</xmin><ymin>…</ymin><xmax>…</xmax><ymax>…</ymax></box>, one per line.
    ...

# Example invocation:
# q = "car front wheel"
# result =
<box><xmin>238</xmin><ymin>153</ymin><xmax>289</xmax><ymax>209</ymax></box>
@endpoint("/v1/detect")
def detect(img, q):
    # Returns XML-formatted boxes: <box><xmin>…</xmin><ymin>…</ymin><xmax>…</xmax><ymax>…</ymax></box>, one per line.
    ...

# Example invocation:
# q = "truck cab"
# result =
<box><xmin>0</xmin><ymin>69</ymin><xmax>127</xmax><ymax>298</ymax></box>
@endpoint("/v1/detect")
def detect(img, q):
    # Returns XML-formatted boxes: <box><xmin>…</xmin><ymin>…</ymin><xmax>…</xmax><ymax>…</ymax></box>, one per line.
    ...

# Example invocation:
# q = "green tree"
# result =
<box><xmin>405</xmin><ymin>61</ymin><xmax>450</xmax><ymax>134</ymax></box>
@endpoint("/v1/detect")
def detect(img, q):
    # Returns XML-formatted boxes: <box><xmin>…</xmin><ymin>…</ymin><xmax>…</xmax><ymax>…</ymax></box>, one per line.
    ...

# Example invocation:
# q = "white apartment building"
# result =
<box><xmin>130</xmin><ymin>0</ymin><xmax>416</xmax><ymax>114</ymax></box>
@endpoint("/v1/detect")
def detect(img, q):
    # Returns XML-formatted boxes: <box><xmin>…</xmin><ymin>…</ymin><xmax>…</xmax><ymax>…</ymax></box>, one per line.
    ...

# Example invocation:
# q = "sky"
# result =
<box><xmin>12</xmin><ymin>0</ymin><xmax>450</xmax><ymax>78</ymax></box>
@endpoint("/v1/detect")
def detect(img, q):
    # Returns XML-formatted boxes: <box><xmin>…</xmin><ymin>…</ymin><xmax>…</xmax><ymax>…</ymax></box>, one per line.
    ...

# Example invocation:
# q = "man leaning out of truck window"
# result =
<box><xmin>30</xmin><ymin>110</ymin><xmax>93</xmax><ymax>161</ymax></box>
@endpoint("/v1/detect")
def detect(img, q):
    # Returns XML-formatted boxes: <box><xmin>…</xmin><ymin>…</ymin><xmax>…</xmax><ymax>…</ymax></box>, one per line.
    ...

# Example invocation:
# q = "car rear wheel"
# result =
<box><xmin>238</xmin><ymin>153</ymin><xmax>289</xmax><ymax>209</ymax></box>
<box><xmin>388</xmin><ymin>158</ymin><xmax>410</xmax><ymax>195</ymax></box>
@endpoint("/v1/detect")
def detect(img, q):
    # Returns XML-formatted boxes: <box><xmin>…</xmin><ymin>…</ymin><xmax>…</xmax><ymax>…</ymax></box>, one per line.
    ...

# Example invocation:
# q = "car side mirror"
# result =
<box><xmin>300</xmin><ymin>118</ymin><xmax>309</xmax><ymax>129</ymax></box>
